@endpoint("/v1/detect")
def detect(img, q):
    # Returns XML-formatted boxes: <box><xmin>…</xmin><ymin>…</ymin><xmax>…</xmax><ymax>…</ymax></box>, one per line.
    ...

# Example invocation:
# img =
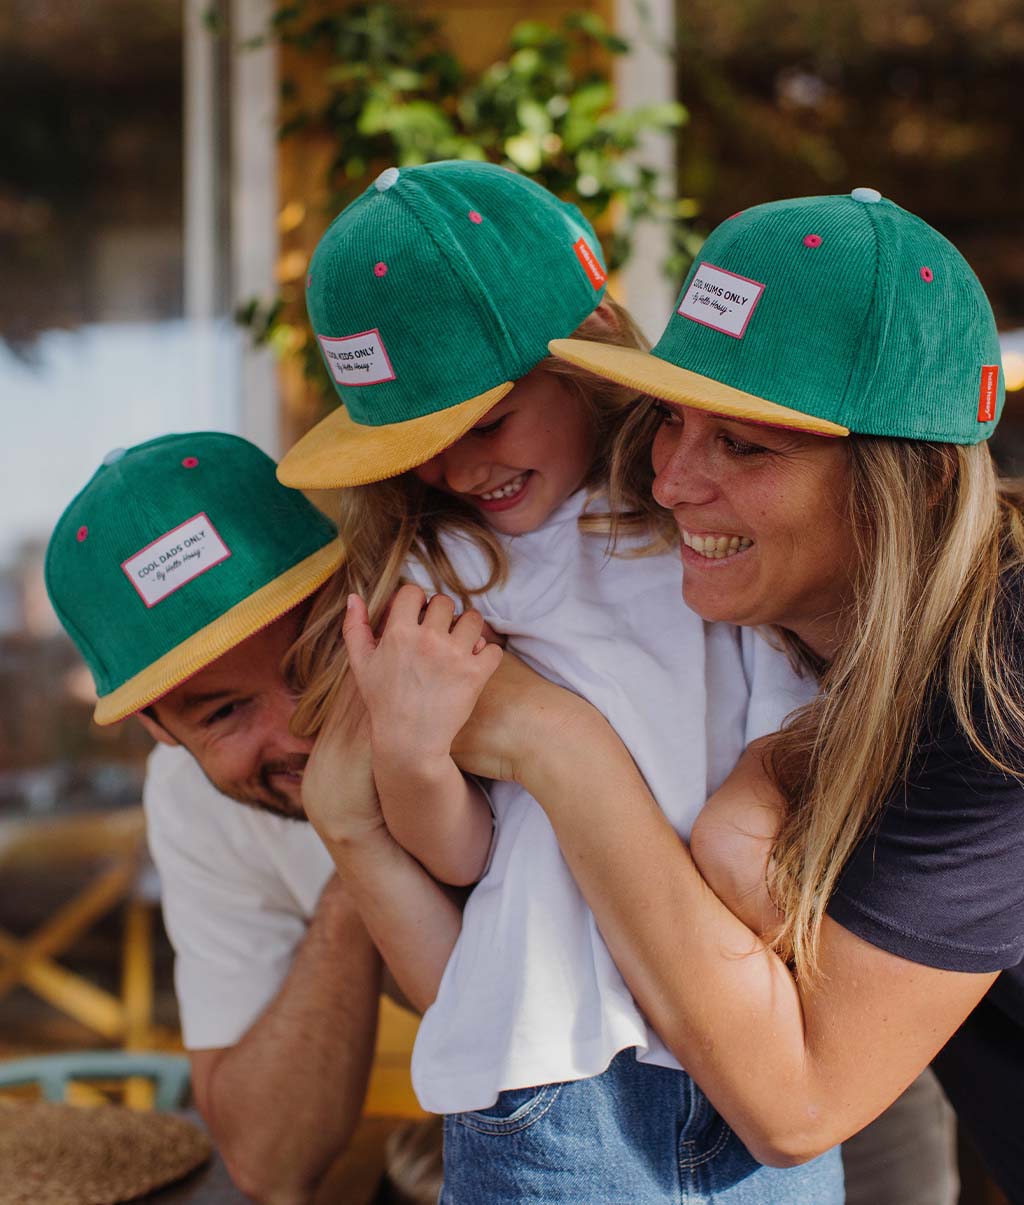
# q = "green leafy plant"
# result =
<box><xmin>243</xmin><ymin>2</ymin><xmax>692</xmax><ymax>406</ymax></box>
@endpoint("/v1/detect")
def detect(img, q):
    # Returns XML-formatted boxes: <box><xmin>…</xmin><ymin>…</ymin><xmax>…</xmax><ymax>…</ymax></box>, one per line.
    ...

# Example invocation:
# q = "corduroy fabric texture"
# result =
<box><xmin>550</xmin><ymin>191</ymin><xmax>1004</xmax><ymax>444</ymax></box>
<box><xmin>277</xmin><ymin>159</ymin><xmax>608</xmax><ymax>489</ymax></box>
<box><xmin>45</xmin><ymin>432</ymin><xmax>340</xmax><ymax>724</ymax></box>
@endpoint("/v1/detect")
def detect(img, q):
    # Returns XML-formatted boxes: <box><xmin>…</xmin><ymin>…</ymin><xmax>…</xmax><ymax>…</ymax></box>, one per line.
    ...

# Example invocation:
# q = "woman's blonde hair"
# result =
<box><xmin>608</xmin><ymin>403</ymin><xmax>1024</xmax><ymax>979</ymax></box>
<box><xmin>288</xmin><ymin>297</ymin><xmax>674</xmax><ymax>737</ymax></box>
<box><xmin>767</xmin><ymin>437</ymin><xmax>1024</xmax><ymax>979</ymax></box>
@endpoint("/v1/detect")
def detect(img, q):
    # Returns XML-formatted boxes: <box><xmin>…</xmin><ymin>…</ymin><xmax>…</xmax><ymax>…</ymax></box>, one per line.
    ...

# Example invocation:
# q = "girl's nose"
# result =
<box><xmin>440</xmin><ymin>448</ymin><xmax>490</xmax><ymax>495</ymax></box>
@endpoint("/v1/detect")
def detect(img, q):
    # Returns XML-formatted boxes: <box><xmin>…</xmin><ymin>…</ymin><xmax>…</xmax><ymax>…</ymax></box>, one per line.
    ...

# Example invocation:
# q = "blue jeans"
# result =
<box><xmin>441</xmin><ymin>1049</ymin><xmax>844</xmax><ymax>1203</ymax></box>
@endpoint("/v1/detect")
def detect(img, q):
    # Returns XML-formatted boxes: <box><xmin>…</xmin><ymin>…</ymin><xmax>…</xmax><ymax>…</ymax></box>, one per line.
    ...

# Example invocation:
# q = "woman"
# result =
<box><xmin>476</xmin><ymin>188</ymin><xmax>1020</xmax><ymax>1197</ymax></box>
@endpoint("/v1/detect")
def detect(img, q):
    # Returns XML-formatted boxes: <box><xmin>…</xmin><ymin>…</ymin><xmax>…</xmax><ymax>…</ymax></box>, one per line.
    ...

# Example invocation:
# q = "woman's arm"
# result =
<box><xmin>301</xmin><ymin>669</ymin><xmax>464</xmax><ymax>1013</ymax></box>
<box><xmin>688</xmin><ymin>740</ymin><xmax>785</xmax><ymax>942</ymax></box>
<box><xmin>453</xmin><ymin>658</ymin><xmax>996</xmax><ymax>1165</ymax></box>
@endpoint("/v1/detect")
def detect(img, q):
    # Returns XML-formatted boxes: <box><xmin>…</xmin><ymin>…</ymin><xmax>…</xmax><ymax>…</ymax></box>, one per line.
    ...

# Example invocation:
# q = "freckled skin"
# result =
<box><xmin>413</xmin><ymin>365</ymin><xmax>598</xmax><ymax>537</ymax></box>
<box><xmin>650</xmin><ymin>405</ymin><xmax>858</xmax><ymax>660</ymax></box>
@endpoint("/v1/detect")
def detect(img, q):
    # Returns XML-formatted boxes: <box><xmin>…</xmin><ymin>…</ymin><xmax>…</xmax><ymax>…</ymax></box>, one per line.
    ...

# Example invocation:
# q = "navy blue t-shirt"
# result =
<box><xmin>827</xmin><ymin>611</ymin><xmax>1024</xmax><ymax>1200</ymax></box>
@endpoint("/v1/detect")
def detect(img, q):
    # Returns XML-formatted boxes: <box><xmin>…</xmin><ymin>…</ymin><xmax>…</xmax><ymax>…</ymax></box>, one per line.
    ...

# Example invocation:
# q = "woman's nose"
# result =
<box><xmin>652</xmin><ymin>437</ymin><xmax>718</xmax><ymax>510</ymax></box>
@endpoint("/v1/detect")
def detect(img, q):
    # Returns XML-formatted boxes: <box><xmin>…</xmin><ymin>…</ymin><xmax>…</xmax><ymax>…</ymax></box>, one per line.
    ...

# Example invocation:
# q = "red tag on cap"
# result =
<box><xmin>978</xmin><ymin>365</ymin><xmax>999</xmax><ymax>423</ymax></box>
<box><xmin>574</xmin><ymin>238</ymin><xmax>607</xmax><ymax>290</ymax></box>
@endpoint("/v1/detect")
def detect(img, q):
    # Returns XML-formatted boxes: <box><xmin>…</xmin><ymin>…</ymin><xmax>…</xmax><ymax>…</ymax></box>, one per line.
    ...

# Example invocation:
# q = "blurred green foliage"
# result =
<box><xmin>240</xmin><ymin>2</ymin><xmax>692</xmax><ymax>402</ymax></box>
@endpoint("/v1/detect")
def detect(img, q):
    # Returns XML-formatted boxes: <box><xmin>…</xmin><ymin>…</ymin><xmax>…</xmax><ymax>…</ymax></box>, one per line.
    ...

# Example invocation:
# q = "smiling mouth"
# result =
<box><xmin>681</xmin><ymin>528</ymin><xmax>754</xmax><ymax>560</ymax></box>
<box><xmin>473</xmin><ymin>471</ymin><xmax>532</xmax><ymax>510</ymax></box>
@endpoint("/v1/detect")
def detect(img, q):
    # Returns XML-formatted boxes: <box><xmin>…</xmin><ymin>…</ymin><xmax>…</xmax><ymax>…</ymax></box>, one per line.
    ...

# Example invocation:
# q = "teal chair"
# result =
<box><xmin>0</xmin><ymin>1052</ymin><xmax>191</xmax><ymax>1110</ymax></box>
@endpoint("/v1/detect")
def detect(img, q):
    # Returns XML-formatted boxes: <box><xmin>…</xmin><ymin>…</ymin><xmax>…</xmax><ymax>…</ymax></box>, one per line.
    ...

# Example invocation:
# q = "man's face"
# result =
<box><xmin>144</xmin><ymin>610</ymin><xmax>311</xmax><ymax>820</ymax></box>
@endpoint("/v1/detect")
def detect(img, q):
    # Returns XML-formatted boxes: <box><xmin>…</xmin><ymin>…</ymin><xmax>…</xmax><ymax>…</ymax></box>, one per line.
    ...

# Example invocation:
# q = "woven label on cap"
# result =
<box><xmin>318</xmin><ymin>329</ymin><xmax>396</xmax><ymax>387</ymax></box>
<box><xmin>679</xmin><ymin>262</ymin><xmax>765</xmax><ymax>339</ymax></box>
<box><xmin>574</xmin><ymin>238</ymin><xmax>607</xmax><ymax>290</ymax></box>
<box><xmin>122</xmin><ymin>513</ymin><xmax>231</xmax><ymax>608</ymax></box>
<box><xmin>978</xmin><ymin>365</ymin><xmax>1000</xmax><ymax>422</ymax></box>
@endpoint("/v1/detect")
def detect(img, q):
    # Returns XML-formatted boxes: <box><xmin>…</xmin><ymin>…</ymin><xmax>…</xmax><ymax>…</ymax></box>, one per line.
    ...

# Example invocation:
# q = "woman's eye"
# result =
<box><xmin>722</xmin><ymin>434</ymin><xmax>767</xmax><ymax>457</ymax></box>
<box><xmin>472</xmin><ymin>415</ymin><xmax>507</xmax><ymax>436</ymax></box>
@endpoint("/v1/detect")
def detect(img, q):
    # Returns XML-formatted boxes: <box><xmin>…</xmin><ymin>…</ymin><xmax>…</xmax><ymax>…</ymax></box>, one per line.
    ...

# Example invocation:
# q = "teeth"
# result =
<box><xmin>681</xmin><ymin>529</ymin><xmax>753</xmax><ymax>560</ymax></box>
<box><xmin>480</xmin><ymin>473</ymin><xmax>527</xmax><ymax>501</ymax></box>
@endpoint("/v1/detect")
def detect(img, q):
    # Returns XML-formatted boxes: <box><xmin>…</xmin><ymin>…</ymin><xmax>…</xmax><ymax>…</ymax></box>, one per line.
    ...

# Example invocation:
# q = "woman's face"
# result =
<box><xmin>413</xmin><ymin>366</ymin><xmax>597</xmax><ymax>536</ymax></box>
<box><xmin>650</xmin><ymin>403</ymin><xmax>858</xmax><ymax>658</ymax></box>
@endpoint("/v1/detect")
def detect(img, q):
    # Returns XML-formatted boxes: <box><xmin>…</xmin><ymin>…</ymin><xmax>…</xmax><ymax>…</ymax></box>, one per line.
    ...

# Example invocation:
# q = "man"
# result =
<box><xmin>44</xmin><ymin>431</ymin><xmax>425</xmax><ymax>1204</ymax></box>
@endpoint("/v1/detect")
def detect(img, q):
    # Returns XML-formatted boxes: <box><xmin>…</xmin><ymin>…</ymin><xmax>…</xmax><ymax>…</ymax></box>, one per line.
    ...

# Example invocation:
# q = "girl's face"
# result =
<box><xmin>650</xmin><ymin>403</ymin><xmax>858</xmax><ymax>659</ymax></box>
<box><xmin>413</xmin><ymin>366</ymin><xmax>598</xmax><ymax>536</ymax></box>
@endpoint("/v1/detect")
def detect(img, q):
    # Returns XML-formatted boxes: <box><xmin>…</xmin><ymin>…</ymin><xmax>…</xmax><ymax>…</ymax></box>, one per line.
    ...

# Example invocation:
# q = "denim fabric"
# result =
<box><xmin>440</xmin><ymin>1049</ymin><xmax>844</xmax><ymax>1203</ymax></box>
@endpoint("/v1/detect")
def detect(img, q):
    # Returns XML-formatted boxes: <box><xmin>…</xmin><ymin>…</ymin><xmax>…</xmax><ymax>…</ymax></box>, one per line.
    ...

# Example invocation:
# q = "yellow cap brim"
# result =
<box><xmin>277</xmin><ymin>383</ymin><xmax>515</xmax><ymax>489</ymax></box>
<box><xmin>548</xmin><ymin>339</ymin><xmax>849</xmax><ymax>438</ymax></box>
<box><xmin>93</xmin><ymin>540</ymin><xmax>342</xmax><ymax>725</ymax></box>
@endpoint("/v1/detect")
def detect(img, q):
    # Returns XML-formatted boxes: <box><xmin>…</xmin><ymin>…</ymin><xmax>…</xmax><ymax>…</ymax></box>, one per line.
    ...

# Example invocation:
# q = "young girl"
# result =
<box><xmin>279</xmin><ymin>160</ymin><xmax>841</xmax><ymax>1202</ymax></box>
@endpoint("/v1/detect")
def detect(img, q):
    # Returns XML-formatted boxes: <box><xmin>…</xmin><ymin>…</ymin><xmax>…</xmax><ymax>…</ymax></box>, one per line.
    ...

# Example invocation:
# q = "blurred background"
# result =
<box><xmin>1</xmin><ymin>0</ymin><xmax>1021</xmax><ymax>1198</ymax></box>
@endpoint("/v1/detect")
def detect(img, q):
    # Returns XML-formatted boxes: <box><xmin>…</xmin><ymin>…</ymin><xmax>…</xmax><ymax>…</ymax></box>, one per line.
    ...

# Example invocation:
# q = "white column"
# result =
<box><xmin>183</xmin><ymin>0</ymin><xmax>223</xmax><ymax>427</ymax></box>
<box><xmin>184</xmin><ymin>0</ymin><xmax>217</xmax><ymax>322</ymax></box>
<box><xmin>230</xmin><ymin>0</ymin><xmax>280</xmax><ymax>456</ymax></box>
<box><xmin>614</xmin><ymin>0</ymin><xmax>677</xmax><ymax>344</ymax></box>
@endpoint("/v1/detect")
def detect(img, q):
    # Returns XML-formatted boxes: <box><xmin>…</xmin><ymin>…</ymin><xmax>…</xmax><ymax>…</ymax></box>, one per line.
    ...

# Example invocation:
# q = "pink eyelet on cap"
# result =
<box><xmin>306</xmin><ymin>273</ymin><xmax>312</xmax><ymax>288</ymax></box>
<box><xmin>76</xmin><ymin>526</ymin><xmax>88</xmax><ymax>543</ymax></box>
<box><xmin>374</xmin><ymin>262</ymin><xmax>388</xmax><ymax>277</ymax></box>
<box><xmin>920</xmin><ymin>266</ymin><xmax>934</xmax><ymax>282</ymax></box>
<box><xmin>803</xmin><ymin>233</ymin><xmax>823</xmax><ymax>248</ymax></box>
<box><xmin>182</xmin><ymin>456</ymin><xmax>199</xmax><ymax>469</ymax></box>
<box><xmin>468</xmin><ymin>210</ymin><xmax>483</xmax><ymax>224</ymax></box>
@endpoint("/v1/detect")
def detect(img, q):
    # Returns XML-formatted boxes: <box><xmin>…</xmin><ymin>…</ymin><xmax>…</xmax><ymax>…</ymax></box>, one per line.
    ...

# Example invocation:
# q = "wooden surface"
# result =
<box><xmin>145</xmin><ymin>1111</ymin><xmax>407</xmax><ymax>1205</ymax></box>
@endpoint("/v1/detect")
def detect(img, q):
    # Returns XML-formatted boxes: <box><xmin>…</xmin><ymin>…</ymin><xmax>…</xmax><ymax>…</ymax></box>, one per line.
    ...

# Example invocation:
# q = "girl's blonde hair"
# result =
<box><xmin>289</xmin><ymin>297</ymin><xmax>674</xmax><ymax>737</ymax></box>
<box><xmin>766</xmin><ymin>437</ymin><xmax>1024</xmax><ymax>979</ymax></box>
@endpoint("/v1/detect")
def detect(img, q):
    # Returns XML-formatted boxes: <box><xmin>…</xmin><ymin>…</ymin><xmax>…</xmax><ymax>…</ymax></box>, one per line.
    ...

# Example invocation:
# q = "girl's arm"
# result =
<box><xmin>452</xmin><ymin>657</ymin><xmax>996</xmax><ymax>1166</ymax></box>
<box><xmin>300</xmin><ymin>671</ymin><xmax>464</xmax><ymax>1013</ymax></box>
<box><xmin>344</xmin><ymin>584</ymin><xmax>503</xmax><ymax>888</ymax></box>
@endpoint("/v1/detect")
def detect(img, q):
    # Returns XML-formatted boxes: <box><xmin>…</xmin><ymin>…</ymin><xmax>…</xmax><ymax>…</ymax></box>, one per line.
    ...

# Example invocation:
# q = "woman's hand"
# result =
<box><xmin>452</xmin><ymin>653</ymin><xmax>605</xmax><ymax>785</ymax></box>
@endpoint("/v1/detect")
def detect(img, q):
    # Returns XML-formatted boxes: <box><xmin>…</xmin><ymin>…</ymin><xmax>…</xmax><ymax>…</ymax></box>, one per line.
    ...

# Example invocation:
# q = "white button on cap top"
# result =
<box><xmin>102</xmin><ymin>447</ymin><xmax>127</xmax><ymax>466</ymax></box>
<box><xmin>850</xmin><ymin>187</ymin><xmax>882</xmax><ymax>203</ymax></box>
<box><xmin>375</xmin><ymin>167</ymin><xmax>400</xmax><ymax>192</ymax></box>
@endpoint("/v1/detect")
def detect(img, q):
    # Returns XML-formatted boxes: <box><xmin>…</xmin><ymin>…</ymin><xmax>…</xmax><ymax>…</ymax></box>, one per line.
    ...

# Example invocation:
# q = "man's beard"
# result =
<box><xmin>204</xmin><ymin>755</ymin><xmax>309</xmax><ymax>822</ymax></box>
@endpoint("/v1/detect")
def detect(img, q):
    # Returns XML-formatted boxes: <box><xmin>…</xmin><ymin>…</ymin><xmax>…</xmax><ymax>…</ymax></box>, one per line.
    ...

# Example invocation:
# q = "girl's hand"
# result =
<box><xmin>343</xmin><ymin>584</ymin><xmax>503</xmax><ymax>771</ymax></box>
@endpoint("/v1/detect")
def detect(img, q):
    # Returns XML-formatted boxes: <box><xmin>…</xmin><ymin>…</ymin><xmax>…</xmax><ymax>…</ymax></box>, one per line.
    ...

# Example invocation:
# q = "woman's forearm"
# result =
<box><xmin>518</xmin><ymin>713</ymin><xmax>814</xmax><ymax>1160</ymax></box>
<box><xmin>513</xmin><ymin>708</ymin><xmax>987</xmax><ymax>1165</ymax></box>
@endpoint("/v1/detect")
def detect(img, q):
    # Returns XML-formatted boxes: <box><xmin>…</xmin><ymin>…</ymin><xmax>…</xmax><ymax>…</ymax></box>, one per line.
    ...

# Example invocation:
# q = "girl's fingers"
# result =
<box><xmin>475</xmin><ymin>642</ymin><xmax>504</xmax><ymax>677</ymax></box>
<box><xmin>422</xmin><ymin>592</ymin><xmax>457</xmax><ymax>633</ymax></box>
<box><xmin>451</xmin><ymin>607</ymin><xmax>484</xmax><ymax>651</ymax></box>
<box><xmin>387</xmin><ymin>582</ymin><xmax>429</xmax><ymax>629</ymax></box>
<box><xmin>342</xmin><ymin>594</ymin><xmax>376</xmax><ymax>676</ymax></box>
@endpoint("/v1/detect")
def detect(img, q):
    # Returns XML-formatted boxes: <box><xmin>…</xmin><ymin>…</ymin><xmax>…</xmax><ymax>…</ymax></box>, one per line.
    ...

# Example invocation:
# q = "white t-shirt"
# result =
<box><xmin>143</xmin><ymin>743</ymin><xmax>334</xmax><ymax>1049</ymax></box>
<box><xmin>408</xmin><ymin>491</ymin><xmax>815</xmax><ymax>1113</ymax></box>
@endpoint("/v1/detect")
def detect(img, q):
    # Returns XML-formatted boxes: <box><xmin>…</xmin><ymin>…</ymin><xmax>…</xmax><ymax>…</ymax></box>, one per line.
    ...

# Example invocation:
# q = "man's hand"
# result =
<box><xmin>302</xmin><ymin>671</ymin><xmax>384</xmax><ymax>847</ymax></box>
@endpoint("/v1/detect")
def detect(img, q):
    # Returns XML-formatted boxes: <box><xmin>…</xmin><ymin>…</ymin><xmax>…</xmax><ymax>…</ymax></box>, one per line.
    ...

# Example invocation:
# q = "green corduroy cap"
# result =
<box><xmin>550</xmin><ymin>188</ymin><xmax>1004</xmax><ymax>444</ymax></box>
<box><xmin>45</xmin><ymin>432</ymin><xmax>341</xmax><ymax>725</ymax></box>
<box><xmin>276</xmin><ymin>159</ymin><xmax>609</xmax><ymax>490</ymax></box>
